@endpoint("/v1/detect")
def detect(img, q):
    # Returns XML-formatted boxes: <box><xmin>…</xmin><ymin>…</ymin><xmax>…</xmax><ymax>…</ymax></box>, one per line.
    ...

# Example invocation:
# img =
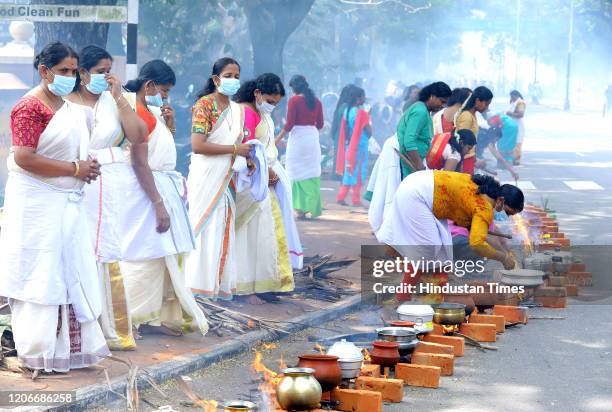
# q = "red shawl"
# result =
<box><xmin>335</xmin><ymin>109</ymin><xmax>370</xmax><ymax>176</ymax></box>
<box><xmin>426</xmin><ymin>132</ymin><xmax>452</xmax><ymax>170</ymax></box>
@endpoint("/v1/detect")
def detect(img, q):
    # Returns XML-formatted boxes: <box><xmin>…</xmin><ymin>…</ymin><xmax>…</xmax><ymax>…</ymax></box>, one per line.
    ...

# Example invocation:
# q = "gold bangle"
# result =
<box><xmin>153</xmin><ymin>197</ymin><xmax>163</xmax><ymax>205</ymax></box>
<box><xmin>117</xmin><ymin>100</ymin><xmax>130</xmax><ymax>110</ymax></box>
<box><xmin>233</xmin><ymin>144</ymin><xmax>237</xmax><ymax>157</ymax></box>
<box><xmin>72</xmin><ymin>160</ymin><xmax>80</xmax><ymax>177</ymax></box>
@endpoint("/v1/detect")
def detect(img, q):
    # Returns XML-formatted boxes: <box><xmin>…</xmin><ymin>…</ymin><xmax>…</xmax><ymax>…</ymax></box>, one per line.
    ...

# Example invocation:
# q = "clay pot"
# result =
<box><xmin>389</xmin><ymin>320</ymin><xmax>416</xmax><ymax>328</ymax></box>
<box><xmin>297</xmin><ymin>354</ymin><xmax>342</xmax><ymax>392</ymax></box>
<box><xmin>370</xmin><ymin>341</ymin><xmax>400</xmax><ymax>368</ymax></box>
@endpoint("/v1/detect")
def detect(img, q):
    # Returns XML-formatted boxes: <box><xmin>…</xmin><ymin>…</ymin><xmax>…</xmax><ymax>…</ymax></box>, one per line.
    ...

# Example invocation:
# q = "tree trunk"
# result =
<box><xmin>33</xmin><ymin>0</ymin><xmax>118</xmax><ymax>54</ymax></box>
<box><xmin>243</xmin><ymin>0</ymin><xmax>314</xmax><ymax>80</ymax></box>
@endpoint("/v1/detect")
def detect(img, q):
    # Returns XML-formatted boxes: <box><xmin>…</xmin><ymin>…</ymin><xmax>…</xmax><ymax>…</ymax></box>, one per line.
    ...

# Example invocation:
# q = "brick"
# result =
<box><xmin>414</xmin><ymin>341</ymin><xmax>454</xmax><ymax>356</ymax></box>
<box><xmin>493</xmin><ymin>305</ymin><xmax>528</xmax><ymax>324</ymax></box>
<box><xmin>395</xmin><ymin>363</ymin><xmax>440</xmax><ymax>388</ymax></box>
<box><xmin>534</xmin><ymin>286</ymin><xmax>567</xmax><ymax>297</ymax></box>
<box><xmin>548</xmin><ymin>232</ymin><xmax>565</xmax><ymax>239</ymax></box>
<box><xmin>411</xmin><ymin>352</ymin><xmax>454</xmax><ymax>376</ymax></box>
<box><xmin>422</xmin><ymin>335</ymin><xmax>465</xmax><ymax>357</ymax></box>
<box><xmin>430</xmin><ymin>323</ymin><xmax>445</xmax><ymax>335</ymax></box>
<box><xmin>359</xmin><ymin>363</ymin><xmax>381</xmax><ymax>378</ymax></box>
<box><xmin>355</xmin><ymin>376</ymin><xmax>404</xmax><ymax>403</ymax></box>
<box><xmin>534</xmin><ymin>296</ymin><xmax>567</xmax><ymax>308</ymax></box>
<box><xmin>565</xmin><ymin>284</ymin><xmax>578</xmax><ymax>296</ymax></box>
<box><xmin>554</xmin><ymin>238</ymin><xmax>571</xmax><ymax>248</ymax></box>
<box><xmin>468</xmin><ymin>314</ymin><xmax>505</xmax><ymax>333</ymax></box>
<box><xmin>459</xmin><ymin>323</ymin><xmax>496</xmax><ymax>342</ymax></box>
<box><xmin>570</xmin><ymin>263</ymin><xmax>586</xmax><ymax>272</ymax></box>
<box><xmin>567</xmin><ymin>271</ymin><xmax>592</xmax><ymax>286</ymax></box>
<box><xmin>547</xmin><ymin>276</ymin><xmax>568</xmax><ymax>287</ymax></box>
<box><xmin>329</xmin><ymin>388</ymin><xmax>382</xmax><ymax>412</ymax></box>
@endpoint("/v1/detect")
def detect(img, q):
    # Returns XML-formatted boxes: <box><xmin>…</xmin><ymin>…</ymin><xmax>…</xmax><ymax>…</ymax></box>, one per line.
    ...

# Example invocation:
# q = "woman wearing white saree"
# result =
<box><xmin>67</xmin><ymin>45</ymin><xmax>148</xmax><ymax>350</ymax></box>
<box><xmin>109</xmin><ymin>60</ymin><xmax>207</xmax><ymax>338</ymax></box>
<box><xmin>233</xmin><ymin>74</ymin><xmax>303</xmax><ymax>304</ymax></box>
<box><xmin>0</xmin><ymin>42</ymin><xmax>109</xmax><ymax>373</ymax></box>
<box><xmin>186</xmin><ymin>57</ymin><xmax>253</xmax><ymax>299</ymax></box>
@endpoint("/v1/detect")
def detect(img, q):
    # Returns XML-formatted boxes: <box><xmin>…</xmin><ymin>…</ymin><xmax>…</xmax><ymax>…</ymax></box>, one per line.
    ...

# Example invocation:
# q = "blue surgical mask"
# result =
<box><xmin>85</xmin><ymin>73</ymin><xmax>108</xmax><ymax>95</ymax></box>
<box><xmin>218</xmin><ymin>77</ymin><xmax>240</xmax><ymax>96</ymax></box>
<box><xmin>257</xmin><ymin>99</ymin><xmax>275</xmax><ymax>114</ymax></box>
<box><xmin>146</xmin><ymin>93</ymin><xmax>164</xmax><ymax>107</ymax></box>
<box><xmin>48</xmin><ymin>70</ymin><xmax>76</xmax><ymax>97</ymax></box>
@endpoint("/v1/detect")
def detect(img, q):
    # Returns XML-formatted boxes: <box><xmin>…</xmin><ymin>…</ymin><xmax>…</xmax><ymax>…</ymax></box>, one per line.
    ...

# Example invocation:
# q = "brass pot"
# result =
<box><xmin>276</xmin><ymin>368</ymin><xmax>322</xmax><ymax>411</ymax></box>
<box><xmin>431</xmin><ymin>303</ymin><xmax>466</xmax><ymax>325</ymax></box>
<box><xmin>223</xmin><ymin>400</ymin><xmax>256</xmax><ymax>411</ymax></box>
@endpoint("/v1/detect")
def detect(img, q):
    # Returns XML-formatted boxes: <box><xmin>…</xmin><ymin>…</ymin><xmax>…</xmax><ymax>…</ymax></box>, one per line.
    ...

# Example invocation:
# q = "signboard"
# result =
<box><xmin>0</xmin><ymin>3</ymin><xmax>127</xmax><ymax>23</ymax></box>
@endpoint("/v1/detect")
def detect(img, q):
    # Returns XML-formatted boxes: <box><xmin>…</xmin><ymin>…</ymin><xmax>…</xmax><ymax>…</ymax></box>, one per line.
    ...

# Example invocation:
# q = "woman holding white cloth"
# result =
<box><xmin>0</xmin><ymin>42</ymin><xmax>109</xmax><ymax>373</ymax></box>
<box><xmin>233</xmin><ymin>73</ymin><xmax>303</xmax><ymax>303</ymax></box>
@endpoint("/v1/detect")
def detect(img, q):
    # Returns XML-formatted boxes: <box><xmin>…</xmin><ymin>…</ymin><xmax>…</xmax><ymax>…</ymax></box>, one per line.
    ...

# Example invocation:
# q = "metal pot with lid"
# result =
<box><xmin>376</xmin><ymin>327</ymin><xmax>419</xmax><ymax>356</ymax></box>
<box><xmin>327</xmin><ymin>339</ymin><xmax>364</xmax><ymax>379</ymax></box>
<box><xmin>396</xmin><ymin>304</ymin><xmax>434</xmax><ymax>333</ymax></box>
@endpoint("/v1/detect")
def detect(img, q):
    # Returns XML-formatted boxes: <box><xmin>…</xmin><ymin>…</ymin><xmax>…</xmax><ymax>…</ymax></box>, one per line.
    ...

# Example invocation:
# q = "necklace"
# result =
<box><xmin>39</xmin><ymin>86</ymin><xmax>64</xmax><ymax>112</ymax></box>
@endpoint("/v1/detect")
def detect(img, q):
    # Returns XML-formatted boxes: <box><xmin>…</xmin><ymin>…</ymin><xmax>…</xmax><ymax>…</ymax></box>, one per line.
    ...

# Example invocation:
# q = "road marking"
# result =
<box><xmin>321</xmin><ymin>187</ymin><xmax>335</xmax><ymax>191</ymax></box>
<box><xmin>563</xmin><ymin>180</ymin><xmax>604</xmax><ymax>190</ymax></box>
<box><xmin>502</xmin><ymin>180</ymin><xmax>536</xmax><ymax>190</ymax></box>
<box><xmin>576</xmin><ymin>152</ymin><xmax>586</xmax><ymax>157</ymax></box>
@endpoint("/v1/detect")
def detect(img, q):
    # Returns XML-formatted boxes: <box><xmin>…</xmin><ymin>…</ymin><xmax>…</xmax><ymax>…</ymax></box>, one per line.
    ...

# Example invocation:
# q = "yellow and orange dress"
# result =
<box><xmin>377</xmin><ymin>170</ymin><xmax>496</xmax><ymax>302</ymax></box>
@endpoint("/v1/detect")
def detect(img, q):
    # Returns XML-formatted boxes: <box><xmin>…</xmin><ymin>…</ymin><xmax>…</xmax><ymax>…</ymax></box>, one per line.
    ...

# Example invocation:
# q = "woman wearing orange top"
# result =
<box><xmin>114</xmin><ymin>60</ymin><xmax>208</xmax><ymax>338</ymax></box>
<box><xmin>377</xmin><ymin>171</ymin><xmax>522</xmax><ymax>269</ymax></box>
<box><xmin>455</xmin><ymin>86</ymin><xmax>493</xmax><ymax>174</ymax></box>
<box><xmin>432</xmin><ymin>87</ymin><xmax>471</xmax><ymax>135</ymax></box>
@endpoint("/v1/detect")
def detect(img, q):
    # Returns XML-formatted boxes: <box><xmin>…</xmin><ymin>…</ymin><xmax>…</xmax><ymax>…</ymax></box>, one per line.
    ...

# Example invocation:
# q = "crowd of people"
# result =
<box><xmin>0</xmin><ymin>40</ymin><xmax>528</xmax><ymax>375</ymax></box>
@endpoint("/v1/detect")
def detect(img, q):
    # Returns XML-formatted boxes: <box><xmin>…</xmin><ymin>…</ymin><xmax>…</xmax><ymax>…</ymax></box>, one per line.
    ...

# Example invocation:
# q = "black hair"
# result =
<box><xmin>418</xmin><ymin>81</ymin><xmax>452</xmax><ymax>102</ymax></box>
<box><xmin>74</xmin><ymin>45</ymin><xmax>113</xmax><ymax>92</ymax></box>
<box><xmin>510</xmin><ymin>90</ymin><xmax>523</xmax><ymax>99</ymax></box>
<box><xmin>197</xmin><ymin>57</ymin><xmax>240</xmax><ymax>99</ymax></box>
<box><xmin>472</xmin><ymin>174</ymin><xmax>524</xmax><ymax>211</ymax></box>
<box><xmin>347</xmin><ymin>86</ymin><xmax>365</xmax><ymax>108</ymax></box>
<box><xmin>464</xmin><ymin>86</ymin><xmax>493</xmax><ymax>111</ymax></box>
<box><xmin>233</xmin><ymin>73</ymin><xmax>285</xmax><ymax>104</ymax></box>
<box><xmin>124</xmin><ymin>59</ymin><xmax>176</xmax><ymax>92</ymax></box>
<box><xmin>289</xmin><ymin>75</ymin><xmax>316</xmax><ymax>110</ymax></box>
<box><xmin>448</xmin><ymin>129</ymin><xmax>476</xmax><ymax>157</ymax></box>
<box><xmin>34</xmin><ymin>41</ymin><xmax>78</xmax><ymax>70</ymax></box>
<box><xmin>447</xmin><ymin>87</ymin><xmax>472</xmax><ymax>107</ymax></box>
<box><xmin>331</xmin><ymin>84</ymin><xmax>357</xmax><ymax>139</ymax></box>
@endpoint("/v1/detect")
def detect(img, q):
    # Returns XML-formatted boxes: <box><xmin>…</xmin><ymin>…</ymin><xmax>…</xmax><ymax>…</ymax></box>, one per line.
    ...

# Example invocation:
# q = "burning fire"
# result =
<box><xmin>199</xmin><ymin>400</ymin><xmax>218</xmax><ymax>412</ymax></box>
<box><xmin>315</xmin><ymin>343</ymin><xmax>326</xmax><ymax>354</ymax></box>
<box><xmin>362</xmin><ymin>348</ymin><xmax>371</xmax><ymax>362</ymax></box>
<box><xmin>513</xmin><ymin>214</ymin><xmax>533</xmax><ymax>255</ymax></box>
<box><xmin>252</xmin><ymin>351</ymin><xmax>282</xmax><ymax>411</ymax></box>
<box><xmin>261</xmin><ymin>342</ymin><xmax>278</xmax><ymax>351</ymax></box>
<box><xmin>279</xmin><ymin>354</ymin><xmax>287</xmax><ymax>370</ymax></box>
<box><xmin>442</xmin><ymin>324</ymin><xmax>459</xmax><ymax>334</ymax></box>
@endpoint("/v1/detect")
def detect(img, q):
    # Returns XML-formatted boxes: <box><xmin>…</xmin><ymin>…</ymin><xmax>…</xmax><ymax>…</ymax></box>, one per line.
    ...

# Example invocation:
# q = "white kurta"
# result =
<box><xmin>0</xmin><ymin>98</ymin><xmax>109</xmax><ymax>371</ymax></box>
<box><xmin>186</xmin><ymin>101</ymin><xmax>245</xmax><ymax>299</ymax></box>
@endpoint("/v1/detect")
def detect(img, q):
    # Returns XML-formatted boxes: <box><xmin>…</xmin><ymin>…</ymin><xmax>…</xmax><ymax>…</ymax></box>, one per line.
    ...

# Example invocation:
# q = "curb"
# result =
<box><xmin>49</xmin><ymin>293</ymin><xmax>364</xmax><ymax>411</ymax></box>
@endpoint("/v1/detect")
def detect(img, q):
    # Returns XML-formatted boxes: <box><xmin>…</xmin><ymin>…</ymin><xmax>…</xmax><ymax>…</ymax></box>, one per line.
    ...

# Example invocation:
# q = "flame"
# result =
<box><xmin>252</xmin><ymin>351</ymin><xmax>281</xmax><ymax>411</ymax></box>
<box><xmin>442</xmin><ymin>324</ymin><xmax>459</xmax><ymax>334</ymax></box>
<box><xmin>261</xmin><ymin>342</ymin><xmax>278</xmax><ymax>351</ymax></box>
<box><xmin>279</xmin><ymin>354</ymin><xmax>287</xmax><ymax>370</ymax></box>
<box><xmin>513</xmin><ymin>214</ymin><xmax>533</xmax><ymax>255</ymax></box>
<box><xmin>362</xmin><ymin>348</ymin><xmax>371</xmax><ymax>362</ymax></box>
<box><xmin>199</xmin><ymin>400</ymin><xmax>218</xmax><ymax>412</ymax></box>
<box><xmin>315</xmin><ymin>343</ymin><xmax>326</xmax><ymax>354</ymax></box>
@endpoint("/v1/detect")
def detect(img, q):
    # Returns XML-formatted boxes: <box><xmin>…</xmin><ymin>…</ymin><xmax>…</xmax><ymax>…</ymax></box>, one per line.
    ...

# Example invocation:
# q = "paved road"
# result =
<box><xmin>96</xmin><ymin>106</ymin><xmax>612</xmax><ymax>412</ymax></box>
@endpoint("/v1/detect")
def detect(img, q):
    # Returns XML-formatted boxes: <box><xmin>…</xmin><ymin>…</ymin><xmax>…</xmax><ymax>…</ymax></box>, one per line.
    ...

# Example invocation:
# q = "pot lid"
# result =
<box><xmin>327</xmin><ymin>339</ymin><xmax>363</xmax><ymax>362</ymax></box>
<box><xmin>396</xmin><ymin>304</ymin><xmax>434</xmax><ymax>316</ymax></box>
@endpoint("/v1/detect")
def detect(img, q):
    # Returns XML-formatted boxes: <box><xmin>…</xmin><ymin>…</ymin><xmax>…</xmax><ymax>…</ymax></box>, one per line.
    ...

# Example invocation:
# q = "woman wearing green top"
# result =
<box><xmin>396</xmin><ymin>82</ymin><xmax>451</xmax><ymax>178</ymax></box>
